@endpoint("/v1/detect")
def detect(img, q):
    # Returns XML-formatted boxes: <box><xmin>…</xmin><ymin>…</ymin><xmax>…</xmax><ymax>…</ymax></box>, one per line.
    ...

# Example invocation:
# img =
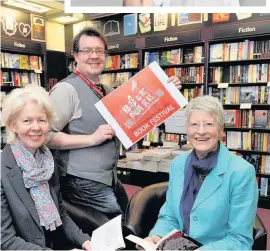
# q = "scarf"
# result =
<box><xmin>180</xmin><ymin>143</ymin><xmax>220</xmax><ymax>235</ymax></box>
<box><xmin>11</xmin><ymin>139</ymin><xmax>62</xmax><ymax>231</ymax></box>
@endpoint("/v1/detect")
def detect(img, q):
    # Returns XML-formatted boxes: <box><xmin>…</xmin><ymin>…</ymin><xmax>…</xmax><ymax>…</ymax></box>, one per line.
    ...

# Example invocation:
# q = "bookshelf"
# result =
<box><xmin>207</xmin><ymin>33</ymin><xmax>270</xmax><ymax>209</ymax></box>
<box><xmin>0</xmin><ymin>38</ymin><xmax>47</xmax><ymax>149</ymax></box>
<box><xmin>1</xmin><ymin>38</ymin><xmax>47</xmax><ymax>88</ymax></box>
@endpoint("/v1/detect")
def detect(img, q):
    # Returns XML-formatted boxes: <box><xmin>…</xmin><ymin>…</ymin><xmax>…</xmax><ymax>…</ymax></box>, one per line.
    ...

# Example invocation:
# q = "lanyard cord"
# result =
<box><xmin>73</xmin><ymin>69</ymin><xmax>107</xmax><ymax>99</ymax></box>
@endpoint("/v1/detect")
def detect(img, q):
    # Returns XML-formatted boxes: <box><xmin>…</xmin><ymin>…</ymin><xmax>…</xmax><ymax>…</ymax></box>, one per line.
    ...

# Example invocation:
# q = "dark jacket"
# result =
<box><xmin>1</xmin><ymin>145</ymin><xmax>90</xmax><ymax>250</ymax></box>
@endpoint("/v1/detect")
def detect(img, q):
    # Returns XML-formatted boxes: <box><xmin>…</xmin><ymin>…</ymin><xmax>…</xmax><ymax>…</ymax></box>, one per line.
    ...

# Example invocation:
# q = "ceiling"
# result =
<box><xmin>2</xmin><ymin>0</ymin><xmax>116</xmax><ymax>24</ymax></box>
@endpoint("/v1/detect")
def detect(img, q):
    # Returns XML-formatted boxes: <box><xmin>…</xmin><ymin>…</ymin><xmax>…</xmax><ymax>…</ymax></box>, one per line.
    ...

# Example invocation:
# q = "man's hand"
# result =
<box><xmin>136</xmin><ymin>235</ymin><xmax>162</xmax><ymax>249</ymax></box>
<box><xmin>82</xmin><ymin>240</ymin><xmax>91</xmax><ymax>250</ymax></box>
<box><xmin>91</xmin><ymin>124</ymin><xmax>116</xmax><ymax>145</ymax></box>
<box><xmin>168</xmin><ymin>76</ymin><xmax>182</xmax><ymax>90</ymax></box>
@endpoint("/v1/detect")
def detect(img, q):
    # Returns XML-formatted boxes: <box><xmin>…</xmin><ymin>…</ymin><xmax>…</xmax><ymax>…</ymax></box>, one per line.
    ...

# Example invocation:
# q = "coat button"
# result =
<box><xmin>193</xmin><ymin>216</ymin><xmax>198</xmax><ymax>221</ymax></box>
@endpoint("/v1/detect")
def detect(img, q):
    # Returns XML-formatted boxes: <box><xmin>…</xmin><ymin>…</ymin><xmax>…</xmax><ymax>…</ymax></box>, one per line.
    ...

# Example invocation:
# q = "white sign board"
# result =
<box><xmin>164</xmin><ymin>109</ymin><xmax>187</xmax><ymax>134</ymax></box>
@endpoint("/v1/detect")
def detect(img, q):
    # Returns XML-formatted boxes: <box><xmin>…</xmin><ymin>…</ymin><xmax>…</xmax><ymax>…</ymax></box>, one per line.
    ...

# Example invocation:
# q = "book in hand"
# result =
<box><xmin>126</xmin><ymin>229</ymin><xmax>202</xmax><ymax>251</ymax></box>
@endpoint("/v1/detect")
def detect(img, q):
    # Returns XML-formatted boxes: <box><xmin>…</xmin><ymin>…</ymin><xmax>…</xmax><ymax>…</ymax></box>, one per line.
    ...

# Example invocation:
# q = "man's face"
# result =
<box><xmin>74</xmin><ymin>35</ymin><xmax>106</xmax><ymax>80</ymax></box>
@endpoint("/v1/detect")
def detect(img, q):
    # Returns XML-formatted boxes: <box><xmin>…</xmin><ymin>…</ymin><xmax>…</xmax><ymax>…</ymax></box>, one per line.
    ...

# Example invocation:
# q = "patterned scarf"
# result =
<box><xmin>11</xmin><ymin>139</ymin><xmax>62</xmax><ymax>231</ymax></box>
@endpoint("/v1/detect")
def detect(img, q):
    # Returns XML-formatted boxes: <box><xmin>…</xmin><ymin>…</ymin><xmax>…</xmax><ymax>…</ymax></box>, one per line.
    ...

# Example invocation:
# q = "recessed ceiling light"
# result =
<box><xmin>54</xmin><ymin>16</ymin><xmax>80</xmax><ymax>23</ymax></box>
<box><xmin>3</xmin><ymin>0</ymin><xmax>51</xmax><ymax>13</ymax></box>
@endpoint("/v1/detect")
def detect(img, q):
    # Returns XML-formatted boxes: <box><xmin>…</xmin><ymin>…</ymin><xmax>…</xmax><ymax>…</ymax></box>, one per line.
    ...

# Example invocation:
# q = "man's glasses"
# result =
<box><xmin>188</xmin><ymin>122</ymin><xmax>218</xmax><ymax>131</ymax></box>
<box><xmin>77</xmin><ymin>48</ymin><xmax>106</xmax><ymax>56</ymax></box>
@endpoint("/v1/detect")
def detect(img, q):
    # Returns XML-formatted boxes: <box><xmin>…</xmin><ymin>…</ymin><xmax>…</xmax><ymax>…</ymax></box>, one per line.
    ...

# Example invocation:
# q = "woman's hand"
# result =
<box><xmin>82</xmin><ymin>240</ymin><xmax>91</xmax><ymax>250</ymax></box>
<box><xmin>168</xmin><ymin>76</ymin><xmax>182</xmax><ymax>90</ymax></box>
<box><xmin>136</xmin><ymin>235</ymin><xmax>162</xmax><ymax>249</ymax></box>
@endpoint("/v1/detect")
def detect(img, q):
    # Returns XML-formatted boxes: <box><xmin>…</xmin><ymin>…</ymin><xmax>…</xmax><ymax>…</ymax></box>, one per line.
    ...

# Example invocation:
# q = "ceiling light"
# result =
<box><xmin>54</xmin><ymin>16</ymin><xmax>80</xmax><ymax>23</ymax></box>
<box><xmin>3</xmin><ymin>0</ymin><xmax>51</xmax><ymax>13</ymax></box>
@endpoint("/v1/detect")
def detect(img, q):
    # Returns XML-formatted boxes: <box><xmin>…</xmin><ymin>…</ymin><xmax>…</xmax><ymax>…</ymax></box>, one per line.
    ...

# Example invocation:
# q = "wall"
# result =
<box><xmin>46</xmin><ymin>21</ymin><xmax>65</xmax><ymax>52</ymax></box>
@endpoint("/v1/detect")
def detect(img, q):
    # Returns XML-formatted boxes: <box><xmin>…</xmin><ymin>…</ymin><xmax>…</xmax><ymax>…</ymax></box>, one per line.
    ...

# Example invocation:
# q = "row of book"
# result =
<box><xmin>224</xmin><ymin>109</ymin><xmax>270</xmax><ymax>128</ymax></box>
<box><xmin>210</xmin><ymin>64</ymin><xmax>270</xmax><ymax>84</ymax></box>
<box><xmin>165</xmin><ymin>66</ymin><xmax>204</xmax><ymax>84</ymax></box>
<box><xmin>105</xmin><ymin>53</ymin><xmax>138</xmax><ymax>70</ymax></box>
<box><xmin>236</xmin><ymin>153</ymin><xmax>270</xmax><ymax>175</ymax></box>
<box><xmin>183</xmin><ymin>86</ymin><xmax>204</xmax><ymax>102</ymax></box>
<box><xmin>209</xmin><ymin>86</ymin><xmax>270</xmax><ymax>105</ymax></box>
<box><xmin>210</xmin><ymin>39</ymin><xmax>270</xmax><ymax>62</ymax></box>
<box><xmin>144</xmin><ymin>46</ymin><xmax>203</xmax><ymax>66</ymax></box>
<box><xmin>1</xmin><ymin>71</ymin><xmax>41</xmax><ymax>86</ymax></box>
<box><xmin>100</xmin><ymin>72</ymin><xmax>134</xmax><ymax>88</ymax></box>
<box><xmin>226</xmin><ymin>132</ymin><xmax>270</xmax><ymax>151</ymax></box>
<box><xmin>1</xmin><ymin>52</ymin><xmax>43</xmax><ymax>71</ymax></box>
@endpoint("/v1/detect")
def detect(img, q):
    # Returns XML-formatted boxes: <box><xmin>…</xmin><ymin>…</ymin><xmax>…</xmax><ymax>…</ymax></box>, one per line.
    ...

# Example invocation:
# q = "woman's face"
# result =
<box><xmin>11</xmin><ymin>101</ymin><xmax>49</xmax><ymax>154</ymax></box>
<box><xmin>187</xmin><ymin>110</ymin><xmax>223</xmax><ymax>159</ymax></box>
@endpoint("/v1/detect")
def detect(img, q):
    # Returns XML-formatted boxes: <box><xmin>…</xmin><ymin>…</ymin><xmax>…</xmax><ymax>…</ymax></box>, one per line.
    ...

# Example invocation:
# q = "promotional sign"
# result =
<box><xmin>95</xmin><ymin>61</ymin><xmax>188</xmax><ymax>149</ymax></box>
<box><xmin>31</xmin><ymin>14</ymin><xmax>46</xmax><ymax>42</ymax></box>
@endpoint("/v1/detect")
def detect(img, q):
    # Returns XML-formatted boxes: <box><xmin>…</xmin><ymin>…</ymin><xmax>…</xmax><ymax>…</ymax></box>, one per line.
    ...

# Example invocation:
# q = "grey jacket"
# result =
<box><xmin>1</xmin><ymin>145</ymin><xmax>90</xmax><ymax>250</ymax></box>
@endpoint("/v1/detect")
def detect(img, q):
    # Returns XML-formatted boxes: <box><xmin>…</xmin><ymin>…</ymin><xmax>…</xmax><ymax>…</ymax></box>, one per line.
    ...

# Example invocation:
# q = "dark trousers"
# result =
<box><xmin>61</xmin><ymin>175</ymin><xmax>129</xmax><ymax>219</ymax></box>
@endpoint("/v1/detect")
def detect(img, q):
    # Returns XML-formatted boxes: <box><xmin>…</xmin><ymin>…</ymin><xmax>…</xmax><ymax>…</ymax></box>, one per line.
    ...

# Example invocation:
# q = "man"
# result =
<box><xmin>123</xmin><ymin>0</ymin><xmax>240</xmax><ymax>6</ymax></box>
<box><xmin>47</xmin><ymin>27</ymin><xmax>181</xmax><ymax>218</ymax></box>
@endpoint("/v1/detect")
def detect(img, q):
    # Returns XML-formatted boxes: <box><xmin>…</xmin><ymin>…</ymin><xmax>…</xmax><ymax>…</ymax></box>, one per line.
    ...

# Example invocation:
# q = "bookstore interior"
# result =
<box><xmin>0</xmin><ymin>3</ymin><xmax>270</xmax><ymax>249</ymax></box>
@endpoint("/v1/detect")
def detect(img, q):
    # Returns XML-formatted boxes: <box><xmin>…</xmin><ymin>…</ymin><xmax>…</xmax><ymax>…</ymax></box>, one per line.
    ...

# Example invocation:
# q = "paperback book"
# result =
<box><xmin>126</xmin><ymin>229</ymin><xmax>202</xmax><ymax>251</ymax></box>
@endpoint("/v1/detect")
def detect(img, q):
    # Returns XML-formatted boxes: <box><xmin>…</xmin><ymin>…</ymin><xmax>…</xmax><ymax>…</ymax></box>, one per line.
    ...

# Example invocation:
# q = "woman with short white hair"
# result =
<box><xmin>1</xmin><ymin>85</ymin><xmax>91</xmax><ymax>250</ymax></box>
<box><xmin>144</xmin><ymin>95</ymin><xmax>258</xmax><ymax>250</ymax></box>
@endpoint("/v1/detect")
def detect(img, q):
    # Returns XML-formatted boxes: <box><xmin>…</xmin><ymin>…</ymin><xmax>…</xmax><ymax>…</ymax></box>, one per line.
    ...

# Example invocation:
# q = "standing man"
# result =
<box><xmin>47</xmin><ymin>27</ymin><xmax>181</xmax><ymax>218</ymax></box>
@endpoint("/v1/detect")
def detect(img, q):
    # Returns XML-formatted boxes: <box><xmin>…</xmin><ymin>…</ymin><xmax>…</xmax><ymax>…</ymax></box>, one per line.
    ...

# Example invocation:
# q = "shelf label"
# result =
<box><xmin>107</xmin><ymin>39</ymin><xmax>136</xmax><ymax>51</ymax></box>
<box><xmin>267</xmin><ymin>82</ymin><xmax>270</xmax><ymax>87</ymax></box>
<box><xmin>240</xmin><ymin>103</ymin><xmax>252</xmax><ymax>109</ymax></box>
<box><xmin>214</xmin><ymin>21</ymin><xmax>270</xmax><ymax>39</ymax></box>
<box><xmin>142</xmin><ymin>141</ymin><xmax>151</xmax><ymax>147</ymax></box>
<box><xmin>217</xmin><ymin>83</ymin><xmax>229</xmax><ymax>88</ymax></box>
<box><xmin>34</xmin><ymin>69</ymin><xmax>42</xmax><ymax>74</ymax></box>
<box><xmin>145</xmin><ymin>30</ymin><xmax>200</xmax><ymax>47</ymax></box>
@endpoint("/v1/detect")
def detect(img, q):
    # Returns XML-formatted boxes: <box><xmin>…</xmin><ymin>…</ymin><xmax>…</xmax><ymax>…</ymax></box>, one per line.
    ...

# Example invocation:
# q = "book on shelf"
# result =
<box><xmin>224</xmin><ymin>110</ymin><xmax>240</xmax><ymax>127</ymax></box>
<box><xmin>260</xmin><ymin>178</ymin><xmax>269</xmax><ymax>197</ymax></box>
<box><xmin>10</xmin><ymin>54</ymin><xmax>20</xmax><ymax>69</ymax></box>
<box><xmin>254</xmin><ymin>110</ymin><xmax>268</xmax><ymax>128</ymax></box>
<box><xmin>183</xmin><ymin>48</ymin><xmax>194</xmax><ymax>63</ymax></box>
<box><xmin>19</xmin><ymin>55</ymin><xmax>30</xmax><ymax>70</ymax></box>
<box><xmin>126</xmin><ymin>229</ymin><xmax>202</xmax><ymax>251</ymax></box>
<box><xmin>29</xmin><ymin>56</ymin><xmax>40</xmax><ymax>71</ymax></box>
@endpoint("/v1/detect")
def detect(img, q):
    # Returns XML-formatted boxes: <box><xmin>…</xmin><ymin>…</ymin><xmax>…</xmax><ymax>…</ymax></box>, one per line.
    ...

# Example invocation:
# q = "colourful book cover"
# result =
<box><xmin>95</xmin><ymin>61</ymin><xmax>188</xmax><ymax>149</ymax></box>
<box><xmin>19</xmin><ymin>55</ymin><xmax>30</xmax><ymax>70</ymax></box>
<box><xmin>254</xmin><ymin>110</ymin><xmax>268</xmax><ymax>128</ymax></box>
<box><xmin>210</xmin><ymin>44</ymin><xmax>223</xmax><ymax>62</ymax></box>
<box><xmin>10</xmin><ymin>54</ymin><xmax>20</xmax><ymax>69</ymax></box>
<box><xmin>224</xmin><ymin>110</ymin><xmax>237</xmax><ymax>127</ymax></box>
<box><xmin>29</xmin><ymin>56</ymin><xmax>39</xmax><ymax>70</ymax></box>
<box><xmin>123</xmin><ymin>14</ymin><xmax>137</xmax><ymax>36</ymax></box>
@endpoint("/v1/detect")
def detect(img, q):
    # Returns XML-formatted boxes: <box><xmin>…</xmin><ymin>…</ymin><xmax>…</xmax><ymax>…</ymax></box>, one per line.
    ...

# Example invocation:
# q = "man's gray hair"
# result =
<box><xmin>185</xmin><ymin>95</ymin><xmax>225</xmax><ymax>127</ymax></box>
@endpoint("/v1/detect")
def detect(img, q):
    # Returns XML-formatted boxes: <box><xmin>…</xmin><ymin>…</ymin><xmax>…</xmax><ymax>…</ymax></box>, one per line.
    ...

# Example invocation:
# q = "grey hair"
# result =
<box><xmin>2</xmin><ymin>85</ymin><xmax>55</xmax><ymax>144</ymax></box>
<box><xmin>185</xmin><ymin>95</ymin><xmax>225</xmax><ymax>127</ymax></box>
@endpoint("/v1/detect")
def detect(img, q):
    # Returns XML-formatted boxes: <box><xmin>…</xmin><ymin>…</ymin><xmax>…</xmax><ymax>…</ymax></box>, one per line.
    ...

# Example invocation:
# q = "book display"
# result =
<box><xmin>1</xmin><ymin>38</ymin><xmax>47</xmax><ymax>91</ymax></box>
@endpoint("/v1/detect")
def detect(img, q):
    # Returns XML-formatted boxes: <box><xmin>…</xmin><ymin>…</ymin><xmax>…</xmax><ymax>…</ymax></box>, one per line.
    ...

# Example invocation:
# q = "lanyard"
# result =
<box><xmin>73</xmin><ymin>69</ymin><xmax>107</xmax><ymax>99</ymax></box>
